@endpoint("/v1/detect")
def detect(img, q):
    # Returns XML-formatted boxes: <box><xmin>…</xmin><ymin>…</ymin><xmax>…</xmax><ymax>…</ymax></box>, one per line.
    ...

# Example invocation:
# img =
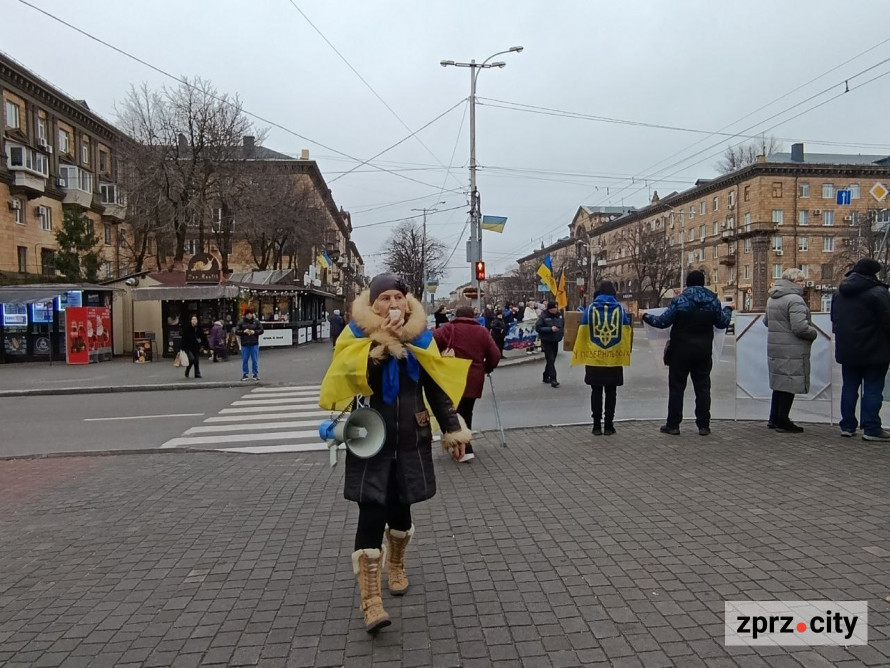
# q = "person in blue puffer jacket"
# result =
<box><xmin>643</xmin><ymin>270</ymin><xmax>732</xmax><ymax>436</ymax></box>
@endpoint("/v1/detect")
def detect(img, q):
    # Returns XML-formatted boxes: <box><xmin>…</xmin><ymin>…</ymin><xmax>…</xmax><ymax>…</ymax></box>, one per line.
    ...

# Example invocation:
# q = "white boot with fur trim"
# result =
<box><xmin>352</xmin><ymin>548</ymin><xmax>391</xmax><ymax>633</ymax></box>
<box><xmin>385</xmin><ymin>525</ymin><xmax>414</xmax><ymax>595</ymax></box>
<box><xmin>441</xmin><ymin>414</ymin><xmax>474</xmax><ymax>462</ymax></box>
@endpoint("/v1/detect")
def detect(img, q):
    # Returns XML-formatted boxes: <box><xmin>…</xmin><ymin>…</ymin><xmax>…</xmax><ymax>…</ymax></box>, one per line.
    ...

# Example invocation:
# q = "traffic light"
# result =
<box><xmin>475</xmin><ymin>261</ymin><xmax>486</xmax><ymax>281</ymax></box>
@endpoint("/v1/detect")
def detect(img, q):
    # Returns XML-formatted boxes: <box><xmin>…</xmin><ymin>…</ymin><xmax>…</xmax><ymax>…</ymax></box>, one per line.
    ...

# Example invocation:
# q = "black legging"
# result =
<box><xmin>590</xmin><ymin>385</ymin><xmax>617</xmax><ymax>425</ymax></box>
<box><xmin>355</xmin><ymin>462</ymin><xmax>412</xmax><ymax>550</ymax></box>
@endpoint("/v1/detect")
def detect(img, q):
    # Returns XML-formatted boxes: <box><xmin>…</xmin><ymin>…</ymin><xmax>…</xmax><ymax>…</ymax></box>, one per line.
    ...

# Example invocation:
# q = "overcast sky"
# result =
<box><xmin>5</xmin><ymin>0</ymin><xmax>890</xmax><ymax>292</ymax></box>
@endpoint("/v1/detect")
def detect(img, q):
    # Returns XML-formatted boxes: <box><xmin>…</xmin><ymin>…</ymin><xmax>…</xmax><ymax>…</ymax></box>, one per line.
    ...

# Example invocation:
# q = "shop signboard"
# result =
<box><xmin>66</xmin><ymin>306</ymin><xmax>89</xmax><ymax>364</ymax></box>
<box><xmin>55</xmin><ymin>290</ymin><xmax>82</xmax><ymax>311</ymax></box>
<box><xmin>186</xmin><ymin>252</ymin><xmax>222</xmax><ymax>284</ymax></box>
<box><xmin>2</xmin><ymin>303</ymin><xmax>27</xmax><ymax>326</ymax></box>
<box><xmin>31</xmin><ymin>300</ymin><xmax>54</xmax><ymax>324</ymax></box>
<box><xmin>259</xmin><ymin>329</ymin><xmax>293</xmax><ymax>347</ymax></box>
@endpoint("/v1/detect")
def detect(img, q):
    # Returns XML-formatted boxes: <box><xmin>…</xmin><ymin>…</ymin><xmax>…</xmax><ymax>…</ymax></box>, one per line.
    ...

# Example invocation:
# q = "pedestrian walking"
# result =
<box><xmin>489</xmin><ymin>309</ymin><xmax>507</xmax><ymax>353</ymax></box>
<box><xmin>764</xmin><ymin>269</ymin><xmax>818</xmax><ymax>433</ymax></box>
<box><xmin>433</xmin><ymin>305</ymin><xmax>449</xmax><ymax>328</ymax></box>
<box><xmin>209</xmin><ymin>320</ymin><xmax>227</xmax><ymax>362</ymax></box>
<box><xmin>236</xmin><ymin>308</ymin><xmax>264</xmax><ymax>381</ymax></box>
<box><xmin>572</xmin><ymin>281</ymin><xmax>633</xmax><ymax>435</ymax></box>
<box><xmin>181</xmin><ymin>314</ymin><xmax>207</xmax><ymax>379</ymax></box>
<box><xmin>318</xmin><ymin>273</ymin><xmax>473</xmax><ymax>633</ymax></box>
<box><xmin>643</xmin><ymin>270</ymin><xmax>732</xmax><ymax>436</ymax></box>
<box><xmin>433</xmin><ymin>306</ymin><xmax>501</xmax><ymax>462</ymax></box>
<box><xmin>536</xmin><ymin>301</ymin><xmax>564</xmax><ymax>387</ymax></box>
<box><xmin>830</xmin><ymin>258</ymin><xmax>890</xmax><ymax>440</ymax></box>
<box><xmin>328</xmin><ymin>309</ymin><xmax>346</xmax><ymax>347</ymax></box>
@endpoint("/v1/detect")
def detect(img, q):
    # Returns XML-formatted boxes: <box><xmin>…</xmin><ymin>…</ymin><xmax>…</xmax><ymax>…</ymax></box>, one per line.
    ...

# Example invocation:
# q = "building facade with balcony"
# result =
<box><xmin>571</xmin><ymin>144</ymin><xmax>890</xmax><ymax>314</ymax></box>
<box><xmin>1</xmin><ymin>53</ymin><xmax>125</xmax><ymax>284</ymax></box>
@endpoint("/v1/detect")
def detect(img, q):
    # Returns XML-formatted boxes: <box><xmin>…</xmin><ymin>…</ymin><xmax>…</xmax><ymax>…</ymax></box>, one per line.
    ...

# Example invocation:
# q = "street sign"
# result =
<box><xmin>836</xmin><ymin>189</ymin><xmax>851</xmax><ymax>205</ymax></box>
<box><xmin>870</xmin><ymin>183</ymin><xmax>888</xmax><ymax>202</ymax></box>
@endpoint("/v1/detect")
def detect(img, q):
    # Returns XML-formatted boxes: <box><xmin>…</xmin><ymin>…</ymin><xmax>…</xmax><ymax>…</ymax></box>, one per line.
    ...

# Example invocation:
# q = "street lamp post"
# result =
<box><xmin>441</xmin><ymin>46</ymin><xmax>523</xmax><ymax>312</ymax></box>
<box><xmin>411</xmin><ymin>202</ymin><xmax>445</xmax><ymax>305</ymax></box>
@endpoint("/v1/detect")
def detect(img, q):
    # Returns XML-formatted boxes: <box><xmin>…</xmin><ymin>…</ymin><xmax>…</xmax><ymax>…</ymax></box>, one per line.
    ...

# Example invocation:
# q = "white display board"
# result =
<box><xmin>320</xmin><ymin>322</ymin><xmax>330</xmax><ymax>338</ymax></box>
<box><xmin>259</xmin><ymin>329</ymin><xmax>293</xmax><ymax>348</ymax></box>
<box><xmin>298</xmin><ymin>327</ymin><xmax>309</xmax><ymax>344</ymax></box>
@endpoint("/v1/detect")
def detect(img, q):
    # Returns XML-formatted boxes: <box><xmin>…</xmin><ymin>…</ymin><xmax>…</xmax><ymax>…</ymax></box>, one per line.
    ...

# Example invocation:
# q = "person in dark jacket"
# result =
<box><xmin>433</xmin><ymin>305</ymin><xmax>449</xmax><ymax>328</ymax></box>
<box><xmin>209</xmin><ymin>320</ymin><xmax>227</xmax><ymax>362</ymax></box>
<box><xmin>643</xmin><ymin>270</ymin><xmax>732</xmax><ymax>435</ymax></box>
<box><xmin>320</xmin><ymin>273</ymin><xmax>472</xmax><ymax>633</ymax></box>
<box><xmin>489</xmin><ymin>309</ymin><xmax>508</xmax><ymax>353</ymax></box>
<box><xmin>502</xmin><ymin>303</ymin><xmax>516</xmax><ymax>328</ymax></box>
<box><xmin>433</xmin><ymin>306</ymin><xmax>501</xmax><ymax>462</ymax></box>
<box><xmin>181</xmin><ymin>314</ymin><xmax>208</xmax><ymax>378</ymax></box>
<box><xmin>583</xmin><ymin>281</ymin><xmax>632</xmax><ymax>436</ymax></box>
<box><xmin>328</xmin><ymin>309</ymin><xmax>346</xmax><ymax>347</ymax></box>
<box><xmin>831</xmin><ymin>258</ymin><xmax>890</xmax><ymax>440</ymax></box>
<box><xmin>536</xmin><ymin>301</ymin><xmax>565</xmax><ymax>387</ymax></box>
<box><xmin>235</xmin><ymin>308</ymin><xmax>264</xmax><ymax>381</ymax></box>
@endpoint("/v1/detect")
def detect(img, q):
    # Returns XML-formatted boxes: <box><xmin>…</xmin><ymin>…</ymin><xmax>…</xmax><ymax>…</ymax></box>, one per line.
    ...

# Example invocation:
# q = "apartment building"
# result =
<box><xmin>573</xmin><ymin>144</ymin><xmax>890</xmax><ymax>313</ymax></box>
<box><xmin>1</xmin><ymin>53</ymin><xmax>125</xmax><ymax>282</ymax></box>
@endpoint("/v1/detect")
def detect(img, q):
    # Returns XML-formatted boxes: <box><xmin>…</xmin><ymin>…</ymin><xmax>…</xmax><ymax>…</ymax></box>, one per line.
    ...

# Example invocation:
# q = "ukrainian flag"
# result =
<box><xmin>537</xmin><ymin>255</ymin><xmax>558</xmax><ymax>295</ymax></box>
<box><xmin>556</xmin><ymin>270</ymin><xmax>568</xmax><ymax>310</ymax></box>
<box><xmin>481</xmin><ymin>215</ymin><xmax>507</xmax><ymax>233</ymax></box>
<box><xmin>570</xmin><ymin>299</ymin><xmax>633</xmax><ymax>367</ymax></box>
<box><xmin>317</xmin><ymin>252</ymin><xmax>331</xmax><ymax>269</ymax></box>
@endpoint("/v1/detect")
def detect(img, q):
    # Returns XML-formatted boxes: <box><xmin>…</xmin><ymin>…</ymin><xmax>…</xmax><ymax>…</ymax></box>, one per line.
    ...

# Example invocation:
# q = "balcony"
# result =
<box><xmin>732</xmin><ymin>221</ymin><xmax>778</xmax><ymax>239</ymax></box>
<box><xmin>59</xmin><ymin>166</ymin><xmax>93</xmax><ymax>209</ymax></box>
<box><xmin>719</xmin><ymin>250</ymin><xmax>737</xmax><ymax>266</ymax></box>
<box><xmin>99</xmin><ymin>183</ymin><xmax>127</xmax><ymax>221</ymax></box>
<box><xmin>7</xmin><ymin>143</ymin><xmax>49</xmax><ymax>197</ymax></box>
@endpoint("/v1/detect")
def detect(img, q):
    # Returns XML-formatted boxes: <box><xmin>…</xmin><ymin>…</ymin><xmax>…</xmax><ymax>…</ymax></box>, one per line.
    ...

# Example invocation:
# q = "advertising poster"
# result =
<box><xmin>94</xmin><ymin>307</ymin><xmax>112</xmax><ymax>361</ymax></box>
<box><xmin>503</xmin><ymin>319</ymin><xmax>539</xmax><ymax>351</ymax></box>
<box><xmin>66</xmin><ymin>306</ymin><xmax>89</xmax><ymax>364</ymax></box>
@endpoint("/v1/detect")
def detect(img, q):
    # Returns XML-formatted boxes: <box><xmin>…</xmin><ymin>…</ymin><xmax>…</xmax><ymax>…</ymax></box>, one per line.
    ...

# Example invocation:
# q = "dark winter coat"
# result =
<box><xmin>535</xmin><ymin>311</ymin><xmax>565</xmax><ymax>343</ymax></box>
<box><xmin>584</xmin><ymin>295</ymin><xmax>631</xmax><ymax>387</ymax></box>
<box><xmin>643</xmin><ymin>286</ymin><xmax>731</xmax><ymax>359</ymax></box>
<box><xmin>209</xmin><ymin>323</ymin><xmax>225</xmax><ymax>349</ymax></box>
<box><xmin>434</xmin><ymin>311</ymin><xmax>449</xmax><ymax>328</ymax></box>
<box><xmin>764</xmin><ymin>279</ymin><xmax>817</xmax><ymax>394</ymax></box>
<box><xmin>489</xmin><ymin>316</ymin><xmax>507</xmax><ymax>351</ymax></box>
<box><xmin>433</xmin><ymin>317</ymin><xmax>501</xmax><ymax>398</ymax></box>
<box><xmin>328</xmin><ymin>313</ymin><xmax>346</xmax><ymax>341</ymax></box>
<box><xmin>235</xmin><ymin>317</ymin><xmax>264</xmax><ymax>346</ymax></box>
<box><xmin>343</xmin><ymin>292</ymin><xmax>470</xmax><ymax>506</ymax></box>
<box><xmin>831</xmin><ymin>271</ymin><xmax>890</xmax><ymax>366</ymax></box>
<box><xmin>181</xmin><ymin>322</ymin><xmax>207</xmax><ymax>354</ymax></box>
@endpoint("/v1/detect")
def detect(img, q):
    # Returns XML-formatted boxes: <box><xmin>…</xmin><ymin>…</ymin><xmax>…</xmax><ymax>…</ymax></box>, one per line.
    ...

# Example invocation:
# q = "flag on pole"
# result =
<box><xmin>537</xmin><ymin>255</ymin><xmax>558</xmax><ymax>295</ymax></box>
<box><xmin>481</xmin><ymin>215</ymin><xmax>508</xmax><ymax>233</ymax></box>
<box><xmin>317</xmin><ymin>252</ymin><xmax>331</xmax><ymax>269</ymax></box>
<box><xmin>556</xmin><ymin>269</ymin><xmax>568</xmax><ymax>310</ymax></box>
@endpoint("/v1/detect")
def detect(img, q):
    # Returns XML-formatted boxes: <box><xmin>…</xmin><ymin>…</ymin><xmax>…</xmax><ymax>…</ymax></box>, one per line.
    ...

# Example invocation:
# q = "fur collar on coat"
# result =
<box><xmin>350</xmin><ymin>289</ymin><xmax>428</xmax><ymax>362</ymax></box>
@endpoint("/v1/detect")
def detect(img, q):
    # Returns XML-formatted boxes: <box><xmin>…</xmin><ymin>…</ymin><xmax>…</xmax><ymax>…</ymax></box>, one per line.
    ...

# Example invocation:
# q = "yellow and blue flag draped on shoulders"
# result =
<box><xmin>537</xmin><ymin>255</ymin><xmax>558</xmax><ymax>295</ymax></box>
<box><xmin>319</xmin><ymin>322</ymin><xmax>470</xmax><ymax>411</ymax></box>
<box><xmin>571</xmin><ymin>296</ymin><xmax>633</xmax><ymax>367</ymax></box>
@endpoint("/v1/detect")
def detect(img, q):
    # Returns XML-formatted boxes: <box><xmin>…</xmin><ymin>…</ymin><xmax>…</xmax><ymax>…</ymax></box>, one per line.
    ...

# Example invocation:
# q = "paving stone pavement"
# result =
<box><xmin>0</xmin><ymin>421</ymin><xmax>888</xmax><ymax>667</ymax></box>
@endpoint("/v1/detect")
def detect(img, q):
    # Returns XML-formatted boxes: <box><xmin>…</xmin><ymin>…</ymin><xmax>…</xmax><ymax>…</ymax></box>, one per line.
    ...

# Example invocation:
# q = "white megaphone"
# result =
<box><xmin>318</xmin><ymin>407</ymin><xmax>386</xmax><ymax>467</ymax></box>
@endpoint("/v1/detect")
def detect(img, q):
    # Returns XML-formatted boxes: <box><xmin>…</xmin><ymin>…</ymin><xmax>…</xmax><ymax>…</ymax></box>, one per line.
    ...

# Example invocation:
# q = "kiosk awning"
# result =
<box><xmin>132</xmin><ymin>284</ymin><xmax>240</xmax><ymax>302</ymax></box>
<box><xmin>0</xmin><ymin>284</ymin><xmax>116</xmax><ymax>304</ymax></box>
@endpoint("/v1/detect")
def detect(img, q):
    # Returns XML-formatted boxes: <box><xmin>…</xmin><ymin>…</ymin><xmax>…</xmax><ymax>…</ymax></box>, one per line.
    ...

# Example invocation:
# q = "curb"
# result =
<box><xmin>499</xmin><ymin>352</ymin><xmax>545</xmax><ymax>367</ymax></box>
<box><xmin>0</xmin><ymin>380</ymin><xmax>259</xmax><ymax>398</ymax></box>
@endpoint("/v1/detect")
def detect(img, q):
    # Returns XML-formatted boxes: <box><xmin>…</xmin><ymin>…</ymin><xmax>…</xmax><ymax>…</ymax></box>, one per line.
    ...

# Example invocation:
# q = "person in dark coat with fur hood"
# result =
<box><xmin>319</xmin><ymin>273</ymin><xmax>473</xmax><ymax>633</ymax></box>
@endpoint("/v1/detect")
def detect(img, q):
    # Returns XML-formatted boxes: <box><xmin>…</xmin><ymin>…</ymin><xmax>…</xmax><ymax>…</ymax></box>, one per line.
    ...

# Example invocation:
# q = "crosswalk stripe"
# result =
<box><xmin>205</xmin><ymin>411</ymin><xmax>331</xmax><ymax>423</ymax></box>
<box><xmin>185</xmin><ymin>419</ymin><xmax>321</xmax><ymax>435</ymax></box>
<box><xmin>232</xmin><ymin>397</ymin><xmax>320</xmax><ymax>406</ymax></box>
<box><xmin>249</xmin><ymin>385</ymin><xmax>321</xmax><ymax>393</ymax></box>
<box><xmin>220</xmin><ymin>443</ymin><xmax>337</xmax><ymax>454</ymax></box>
<box><xmin>242</xmin><ymin>391</ymin><xmax>319</xmax><ymax>399</ymax></box>
<box><xmin>161</xmin><ymin>429</ymin><xmax>319</xmax><ymax>448</ymax></box>
<box><xmin>220</xmin><ymin>404</ymin><xmax>322</xmax><ymax>414</ymax></box>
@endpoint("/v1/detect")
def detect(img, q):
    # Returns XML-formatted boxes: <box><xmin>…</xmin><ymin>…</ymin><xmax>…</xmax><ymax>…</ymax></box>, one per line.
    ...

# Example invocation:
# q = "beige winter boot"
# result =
<box><xmin>352</xmin><ymin>548</ymin><xmax>391</xmax><ymax>633</ymax></box>
<box><xmin>385</xmin><ymin>525</ymin><xmax>414</xmax><ymax>596</ymax></box>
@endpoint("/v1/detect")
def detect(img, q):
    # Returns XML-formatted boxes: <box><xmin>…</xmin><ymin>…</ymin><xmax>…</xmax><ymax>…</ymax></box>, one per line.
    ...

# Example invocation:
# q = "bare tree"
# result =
<box><xmin>716</xmin><ymin>136</ymin><xmax>783</xmax><ymax>174</ymax></box>
<box><xmin>116</xmin><ymin>79</ymin><xmax>262</xmax><ymax>270</ymax></box>
<box><xmin>382</xmin><ymin>221</ymin><xmax>447</xmax><ymax>297</ymax></box>
<box><xmin>614</xmin><ymin>222</ymin><xmax>680</xmax><ymax>308</ymax></box>
<box><xmin>498</xmin><ymin>263</ymin><xmax>540</xmax><ymax>306</ymax></box>
<box><xmin>831</xmin><ymin>209</ymin><xmax>890</xmax><ymax>283</ymax></box>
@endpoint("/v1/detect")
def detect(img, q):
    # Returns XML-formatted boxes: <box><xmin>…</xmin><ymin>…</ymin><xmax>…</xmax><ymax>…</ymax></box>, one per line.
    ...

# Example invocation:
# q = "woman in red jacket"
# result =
<box><xmin>433</xmin><ymin>306</ymin><xmax>501</xmax><ymax>462</ymax></box>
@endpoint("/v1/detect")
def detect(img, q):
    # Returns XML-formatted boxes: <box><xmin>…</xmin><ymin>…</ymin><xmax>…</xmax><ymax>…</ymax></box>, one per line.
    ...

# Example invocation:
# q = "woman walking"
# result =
<box><xmin>181</xmin><ymin>314</ymin><xmax>207</xmax><ymax>379</ymax></box>
<box><xmin>319</xmin><ymin>273</ymin><xmax>472</xmax><ymax>633</ymax></box>
<box><xmin>571</xmin><ymin>281</ymin><xmax>633</xmax><ymax>435</ymax></box>
<box><xmin>433</xmin><ymin>305</ymin><xmax>449</xmax><ymax>328</ymax></box>
<box><xmin>765</xmin><ymin>268</ymin><xmax>818</xmax><ymax>433</ymax></box>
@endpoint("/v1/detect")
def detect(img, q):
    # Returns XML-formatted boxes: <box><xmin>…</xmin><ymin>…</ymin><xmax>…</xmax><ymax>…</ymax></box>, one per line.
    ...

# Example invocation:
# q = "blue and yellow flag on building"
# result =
<box><xmin>537</xmin><ymin>255</ymin><xmax>558</xmax><ymax>295</ymax></box>
<box><xmin>571</xmin><ymin>296</ymin><xmax>633</xmax><ymax>367</ymax></box>
<box><xmin>317</xmin><ymin>251</ymin><xmax>332</xmax><ymax>269</ymax></box>
<box><xmin>481</xmin><ymin>215</ymin><xmax>507</xmax><ymax>233</ymax></box>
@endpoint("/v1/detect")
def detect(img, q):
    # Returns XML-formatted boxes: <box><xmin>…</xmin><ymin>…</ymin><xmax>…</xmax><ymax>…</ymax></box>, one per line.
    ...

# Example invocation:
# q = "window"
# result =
<box><xmin>744</xmin><ymin>212</ymin><xmax>751</xmax><ymax>229</ymax></box>
<box><xmin>86</xmin><ymin>219</ymin><xmax>95</xmax><ymax>238</ymax></box>
<box><xmin>100</xmin><ymin>183</ymin><xmax>123</xmax><ymax>205</ymax></box>
<box><xmin>688</xmin><ymin>205</ymin><xmax>695</xmax><ymax>219</ymax></box>
<box><xmin>744</xmin><ymin>238</ymin><xmax>751</xmax><ymax>253</ymax></box>
<box><xmin>772</xmin><ymin>210</ymin><xmax>784</xmax><ymax>225</ymax></box>
<box><xmin>185</xmin><ymin>239</ymin><xmax>199</xmax><ymax>255</ymax></box>
<box><xmin>772</xmin><ymin>235</ymin><xmax>783</xmax><ymax>251</ymax></box>
<box><xmin>689</xmin><ymin>228</ymin><xmax>696</xmax><ymax>241</ymax></box>
<box><xmin>687</xmin><ymin>251</ymin><xmax>694</xmax><ymax>265</ymax></box>
<box><xmin>822</xmin><ymin>183</ymin><xmax>835</xmax><ymax>199</ymax></box>
<box><xmin>59</xmin><ymin>165</ymin><xmax>92</xmax><ymax>192</ymax></box>
<box><xmin>772</xmin><ymin>264</ymin><xmax>783</xmax><ymax>279</ymax></box>
<box><xmin>744</xmin><ymin>265</ymin><xmax>750</xmax><ymax>279</ymax></box>
<box><xmin>713</xmin><ymin>245</ymin><xmax>719</xmax><ymax>259</ymax></box>
<box><xmin>799</xmin><ymin>182</ymin><xmax>810</xmax><ymax>198</ymax></box>
<box><xmin>713</xmin><ymin>196</ymin><xmax>719</xmax><ymax>211</ymax></box>
<box><xmin>103</xmin><ymin>262</ymin><xmax>113</xmax><ymax>279</ymax></box>
<box><xmin>81</xmin><ymin>137</ymin><xmax>90</xmax><ymax>165</ymax></box>
<box><xmin>12</xmin><ymin>199</ymin><xmax>23</xmax><ymax>224</ymax></box>
<box><xmin>848</xmin><ymin>212</ymin><xmax>858</xmax><ymax>226</ymax></box>
<box><xmin>800</xmin><ymin>264</ymin><xmax>810</xmax><ymax>278</ymax></box>
<box><xmin>58</xmin><ymin>129</ymin><xmax>70</xmax><ymax>154</ymax></box>
<box><xmin>823</xmin><ymin>211</ymin><xmax>834</xmax><ymax>226</ymax></box>
<box><xmin>700</xmin><ymin>201</ymin><xmax>706</xmax><ymax>215</ymax></box>
<box><xmin>744</xmin><ymin>185</ymin><xmax>751</xmax><ymax>202</ymax></box>
<box><xmin>772</xmin><ymin>182</ymin><xmax>783</xmax><ymax>198</ymax></box>
<box><xmin>37</xmin><ymin>205</ymin><xmax>52</xmax><ymax>231</ymax></box>
<box><xmin>40</xmin><ymin>249</ymin><xmax>55</xmax><ymax>276</ymax></box>
<box><xmin>729</xmin><ymin>190</ymin><xmax>736</xmax><ymax>207</ymax></box>
<box><xmin>99</xmin><ymin>149</ymin><xmax>109</xmax><ymax>173</ymax></box>
<box><xmin>7</xmin><ymin>144</ymin><xmax>49</xmax><ymax>177</ymax></box>
<box><xmin>798</xmin><ymin>237</ymin><xmax>809</xmax><ymax>251</ymax></box>
<box><xmin>823</xmin><ymin>237</ymin><xmax>835</xmax><ymax>252</ymax></box>
<box><xmin>5</xmin><ymin>100</ymin><xmax>21</xmax><ymax>129</ymax></box>
<box><xmin>799</xmin><ymin>210</ymin><xmax>808</xmax><ymax>226</ymax></box>
<box><xmin>104</xmin><ymin>222</ymin><xmax>112</xmax><ymax>245</ymax></box>
<box><xmin>699</xmin><ymin>225</ymin><xmax>706</xmax><ymax>240</ymax></box>
<box><xmin>727</xmin><ymin>216</ymin><xmax>735</xmax><ymax>229</ymax></box>
<box><xmin>36</xmin><ymin>115</ymin><xmax>47</xmax><ymax>143</ymax></box>
<box><xmin>713</xmin><ymin>221</ymin><xmax>720</xmax><ymax>236</ymax></box>
<box><xmin>850</xmin><ymin>184</ymin><xmax>860</xmax><ymax>199</ymax></box>
<box><xmin>17</xmin><ymin>247</ymin><xmax>27</xmax><ymax>273</ymax></box>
